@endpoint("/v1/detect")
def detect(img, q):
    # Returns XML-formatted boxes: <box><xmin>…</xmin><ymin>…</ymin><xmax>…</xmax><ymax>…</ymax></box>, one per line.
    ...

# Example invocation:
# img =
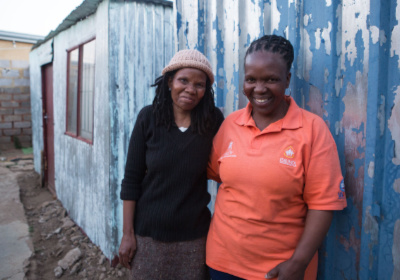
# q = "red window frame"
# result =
<box><xmin>65</xmin><ymin>37</ymin><xmax>96</xmax><ymax>144</ymax></box>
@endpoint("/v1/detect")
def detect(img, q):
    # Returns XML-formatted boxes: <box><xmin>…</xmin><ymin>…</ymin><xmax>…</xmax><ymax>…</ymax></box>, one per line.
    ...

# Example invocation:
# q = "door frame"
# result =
<box><xmin>41</xmin><ymin>63</ymin><xmax>56</xmax><ymax>196</ymax></box>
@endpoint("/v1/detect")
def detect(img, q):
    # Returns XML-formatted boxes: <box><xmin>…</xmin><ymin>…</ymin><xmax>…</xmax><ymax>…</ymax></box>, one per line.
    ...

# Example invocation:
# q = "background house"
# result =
<box><xmin>29</xmin><ymin>0</ymin><xmax>174</xmax><ymax>261</ymax></box>
<box><xmin>0</xmin><ymin>30</ymin><xmax>43</xmax><ymax>150</ymax></box>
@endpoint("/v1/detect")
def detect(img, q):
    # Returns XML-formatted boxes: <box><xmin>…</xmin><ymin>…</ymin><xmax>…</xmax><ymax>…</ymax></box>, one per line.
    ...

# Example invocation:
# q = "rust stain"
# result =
<box><xmin>393</xmin><ymin>220</ymin><xmax>400</xmax><ymax>280</ymax></box>
<box><xmin>307</xmin><ymin>85</ymin><xmax>327</xmax><ymax>119</ymax></box>
<box><xmin>340</xmin><ymin>227</ymin><xmax>361</xmax><ymax>253</ymax></box>
<box><xmin>342</xmin><ymin>71</ymin><xmax>367</xmax><ymax>210</ymax></box>
<box><xmin>388</xmin><ymin>86</ymin><xmax>400</xmax><ymax>165</ymax></box>
<box><xmin>363</xmin><ymin>206</ymin><xmax>379</xmax><ymax>269</ymax></box>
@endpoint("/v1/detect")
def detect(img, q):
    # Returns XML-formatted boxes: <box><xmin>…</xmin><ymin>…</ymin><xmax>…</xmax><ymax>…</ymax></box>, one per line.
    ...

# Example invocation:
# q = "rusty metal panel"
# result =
<box><xmin>109</xmin><ymin>0</ymin><xmax>174</xmax><ymax>259</ymax></box>
<box><xmin>175</xmin><ymin>0</ymin><xmax>400</xmax><ymax>279</ymax></box>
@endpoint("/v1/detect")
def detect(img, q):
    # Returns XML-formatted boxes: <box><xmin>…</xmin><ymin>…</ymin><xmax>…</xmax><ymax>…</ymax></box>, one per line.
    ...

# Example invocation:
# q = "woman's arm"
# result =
<box><xmin>265</xmin><ymin>209</ymin><xmax>333</xmax><ymax>280</ymax></box>
<box><xmin>118</xmin><ymin>200</ymin><xmax>136</xmax><ymax>269</ymax></box>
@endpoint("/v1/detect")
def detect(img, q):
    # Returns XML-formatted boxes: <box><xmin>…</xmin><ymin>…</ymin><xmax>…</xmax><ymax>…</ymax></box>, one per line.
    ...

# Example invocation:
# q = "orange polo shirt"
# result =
<box><xmin>206</xmin><ymin>97</ymin><xmax>346</xmax><ymax>280</ymax></box>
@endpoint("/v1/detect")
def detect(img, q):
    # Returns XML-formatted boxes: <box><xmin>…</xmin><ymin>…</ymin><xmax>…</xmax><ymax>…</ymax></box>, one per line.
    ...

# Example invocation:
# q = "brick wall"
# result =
<box><xmin>0</xmin><ymin>59</ymin><xmax>32</xmax><ymax>150</ymax></box>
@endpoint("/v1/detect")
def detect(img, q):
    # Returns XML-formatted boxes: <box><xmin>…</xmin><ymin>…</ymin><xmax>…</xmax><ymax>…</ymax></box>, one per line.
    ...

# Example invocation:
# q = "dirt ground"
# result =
<box><xmin>10</xmin><ymin>155</ymin><xmax>130</xmax><ymax>279</ymax></box>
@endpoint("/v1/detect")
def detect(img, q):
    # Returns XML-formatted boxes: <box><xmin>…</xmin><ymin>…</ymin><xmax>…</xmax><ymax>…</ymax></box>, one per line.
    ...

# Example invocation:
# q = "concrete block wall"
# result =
<box><xmin>0</xmin><ymin>59</ymin><xmax>32</xmax><ymax>150</ymax></box>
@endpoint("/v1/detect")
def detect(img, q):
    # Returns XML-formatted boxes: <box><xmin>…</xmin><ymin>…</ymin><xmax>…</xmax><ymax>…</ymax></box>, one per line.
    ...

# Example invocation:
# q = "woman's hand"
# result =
<box><xmin>265</xmin><ymin>258</ymin><xmax>307</xmax><ymax>280</ymax></box>
<box><xmin>265</xmin><ymin>210</ymin><xmax>333</xmax><ymax>280</ymax></box>
<box><xmin>118</xmin><ymin>232</ymin><xmax>137</xmax><ymax>269</ymax></box>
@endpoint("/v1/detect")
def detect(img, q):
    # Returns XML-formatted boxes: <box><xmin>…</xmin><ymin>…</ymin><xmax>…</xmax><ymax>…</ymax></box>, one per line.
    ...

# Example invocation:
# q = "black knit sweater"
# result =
<box><xmin>120</xmin><ymin>105</ymin><xmax>224</xmax><ymax>242</ymax></box>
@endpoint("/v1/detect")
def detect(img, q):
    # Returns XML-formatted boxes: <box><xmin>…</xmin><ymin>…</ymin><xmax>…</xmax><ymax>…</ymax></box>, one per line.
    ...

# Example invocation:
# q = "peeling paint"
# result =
<box><xmin>388</xmin><ymin>86</ymin><xmax>400</xmax><ymax>165</ymax></box>
<box><xmin>342</xmin><ymin>71</ymin><xmax>367</xmax><ymax>208</ymax></box>
<box><xmin>368</xmin><ymin>161</ymin><xmax>374</xmax><ymax>178</ymax></box>
<box><xmin>297</xmin><ymin>28</ymin><xmax>312</xmax><ymax>82</ymax></box>
<box><xmin>335</xmin><ymin>58</ymin><xmax>343</xmax><ymax>97</ymax></box>
<box><xmin>342</xmin><ymin>72</ymin><xmax>368</xmax><ymax>130</ymax></box>
<box><xmin>315</xmin><ymin>28</ymin><xmax>322</xmax><ymax>50</ymax></box>
<box><xmin>364</xmin><ymin>206</ymin><xmax>379</xmax><ymax>269</ymax></box>
<box><xmin>394</xmin><ymin>178</ymin><xmax>400</xmax><ymax>194</ymax></box>
<box><xmin>321</xmin><ymin>22</ymin><xmax>332</xmax><ymax>55</ymax></box>
<box><xmin>304</xmin><ymin>14</ymin><xmax>310</xmax><ymax>27</ymax></box>
<box><xmin>341</xmin><ymin>0</ymin><xmax>370</xmax><ymax>72</ymax></box>
<box><xmin>180</xmin><ymin>1</ymin><xmax>199</xmax><ymax>49</ymax></box>
<box><xmin>393</xmin><ymin>220</ymin><xmax>400</xmax><ymax>280</ymax></box>
<box><xmin>307</xmin><ymin>85</ymin><xmax>327</xmax><ymax>118</ymax></box>
<box><xmin>264</xmin><ymin>0</ymin><xmax>281</xmax><ymax>34</ymax></box>
<box><xmin>370</xmin><ymin>26</ymin><xmax>380</xmax><ymax>44</ymax></box>
<box><xmin>379</xmin><ymin>29</ymin><xmax>387</xmax><ymax>46</ymax></box>
<box><xmin>324</xmin><ymin>68</ymin><xmax>329</xmax><ymax>84</ymax></box>
<box><xmin>390</xmin><ymin>1</ymin><xmax>400</xmax><ymax>68</ymax></box>
<box><xmin>340</xmin><ymin>227</ymin><xmax>361</xmax><ymax>253</ymax></box>
<box><xmin>335</xmin><ymin>121</ymin><xmax>341</xmax><ymax>136</ymax></box>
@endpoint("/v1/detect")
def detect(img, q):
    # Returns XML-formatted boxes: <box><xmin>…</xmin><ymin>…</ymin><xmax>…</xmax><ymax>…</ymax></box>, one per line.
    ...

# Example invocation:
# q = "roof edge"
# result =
<box><xmin>32</xmin><ymin>0</ymin><xmax>173</xmax><ymax>51</ymax></box>
<box><xmin>0</xmin><ymin>30</ymin><xmax>44</xmax><ymax>44</ymax></box>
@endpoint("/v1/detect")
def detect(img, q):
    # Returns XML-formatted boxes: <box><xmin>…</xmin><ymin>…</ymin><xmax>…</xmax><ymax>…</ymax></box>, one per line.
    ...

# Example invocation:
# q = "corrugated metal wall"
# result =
<box><xmin>30</xmin><ymin>0</ymin><xmax>174</xmax><ymax>260</ymax></box>
<box><xmin>109</xmin><ymin>0</ymin><xmax>175</xmax><ymax>258</ymax></box>
<box><xmin>50</xmin><ymin>0</ymin><xmax>112</xmax><ymax>258</ymax></box>
<box><xmin>175</xmin><ymin>0</ymin><xmax>400</xmax><ymax>279</ymax></box>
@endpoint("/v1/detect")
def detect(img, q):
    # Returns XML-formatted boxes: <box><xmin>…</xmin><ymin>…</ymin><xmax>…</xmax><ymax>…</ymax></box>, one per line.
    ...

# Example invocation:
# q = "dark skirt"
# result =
<box><xmin>129</xmin><ymin>235</ymin><xmax>208</xmax><ymax>280</ymax></box>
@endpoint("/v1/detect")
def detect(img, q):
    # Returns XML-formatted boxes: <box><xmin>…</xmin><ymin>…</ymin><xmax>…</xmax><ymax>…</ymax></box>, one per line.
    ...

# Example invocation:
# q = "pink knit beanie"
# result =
<box><xmin>162</xmin><ymin>49</ymin><xmax>214</xmax><ymax>84</ymax></box>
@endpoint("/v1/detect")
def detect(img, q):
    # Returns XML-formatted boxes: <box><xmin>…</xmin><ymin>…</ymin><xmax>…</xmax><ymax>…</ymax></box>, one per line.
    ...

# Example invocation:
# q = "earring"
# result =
<box><xmin>168</xmin><ymin>88</ymin><xmax>171</xmax><ymax>91</ymax></box>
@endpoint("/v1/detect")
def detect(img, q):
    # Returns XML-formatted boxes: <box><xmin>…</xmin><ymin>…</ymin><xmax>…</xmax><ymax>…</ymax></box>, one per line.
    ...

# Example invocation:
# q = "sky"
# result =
<box><xmin>0</xmin><ymin>0</ymin><xmax>85</xmax><ymax>37</ymax></box>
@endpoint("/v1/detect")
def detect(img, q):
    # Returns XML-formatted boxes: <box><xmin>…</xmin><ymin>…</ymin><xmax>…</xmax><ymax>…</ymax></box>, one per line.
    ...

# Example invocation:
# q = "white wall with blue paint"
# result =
<box><xmin>175</xmin><ymin>0</ymin><xmax>400</xmax><ymax>279</ymax></box>
<box><xmin>108</xmin><ymin>0</ymin><xmax>175</xmax><ymax>260</ymax></box>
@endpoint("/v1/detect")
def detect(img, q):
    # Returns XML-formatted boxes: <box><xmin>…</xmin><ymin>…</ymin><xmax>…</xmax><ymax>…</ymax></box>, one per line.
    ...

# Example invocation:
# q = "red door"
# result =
<box><xmin>42</xmin><ymin>64</ymin><xmax>56</xmax><ymax>196</ymax></box>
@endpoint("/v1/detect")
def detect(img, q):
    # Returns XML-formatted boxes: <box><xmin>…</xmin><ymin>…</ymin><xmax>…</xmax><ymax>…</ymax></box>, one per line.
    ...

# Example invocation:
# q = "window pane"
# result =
<box><xmin>79</xmin><ymin>40</ymin><xmax>95</xmax><ymax>141</ymax></box>
<box><xmin>67</xmin><ymin>49</ymin><xmax>79</xmax><ymax>134</ymax></box>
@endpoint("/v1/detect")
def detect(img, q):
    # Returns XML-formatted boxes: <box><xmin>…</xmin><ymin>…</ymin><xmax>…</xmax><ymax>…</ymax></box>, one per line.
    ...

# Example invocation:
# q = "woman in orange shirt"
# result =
<box><xmin>206</xmin><ymin>35</ymin><xmax>347</xmax><ymax>280</ymax></box>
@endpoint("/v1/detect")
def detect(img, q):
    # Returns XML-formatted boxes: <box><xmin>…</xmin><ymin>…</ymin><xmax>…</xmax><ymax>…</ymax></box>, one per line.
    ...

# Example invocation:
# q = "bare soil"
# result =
<box><xmin>15</xmin><ymin>160</ymin><xmax>129</xmax><ymax>279</ymax></box>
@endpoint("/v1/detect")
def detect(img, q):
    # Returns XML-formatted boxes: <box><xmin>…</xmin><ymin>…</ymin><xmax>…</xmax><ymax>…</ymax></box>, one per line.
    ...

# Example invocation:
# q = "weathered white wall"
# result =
<box><xmin>51</xmin><ymin>0</ymin><xmax>111</xmax><ymax>258</ymax></box>
<box><xmin>108</xmin><ymin>0</ymin><xmax>175</xmax><ymax>257</ymax></box>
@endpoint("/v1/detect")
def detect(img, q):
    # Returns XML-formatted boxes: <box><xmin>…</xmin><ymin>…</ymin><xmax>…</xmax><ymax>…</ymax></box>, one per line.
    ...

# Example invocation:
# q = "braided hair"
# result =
<box><xmin>245</xmin><ymin>35</ymin><xmax>294</xmax><ymax>72</ymax></box>
<box><xmin>151</xmin><ymin>70</ymin><xmax>217</xmax><ymax>135</ymax></box>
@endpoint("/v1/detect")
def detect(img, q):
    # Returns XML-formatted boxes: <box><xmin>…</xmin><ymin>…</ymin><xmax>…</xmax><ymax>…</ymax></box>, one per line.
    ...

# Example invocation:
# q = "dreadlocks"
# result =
<box><xmin>151</xmin><ymin>70</ymin><xmax>217</xmax><ymax>136</ymax></box>
<box><xmin>245</xmin><ymin>35</ymin><xmax>294</xmax><ymax>72</ymax></box>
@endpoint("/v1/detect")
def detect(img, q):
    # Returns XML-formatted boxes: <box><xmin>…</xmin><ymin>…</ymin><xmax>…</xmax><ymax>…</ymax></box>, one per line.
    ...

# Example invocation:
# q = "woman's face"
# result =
<box><xmin>168</xmin><ymin>68</ymin><xmax>207</xmax><ymax>114</ymax></box>
<box><xmin>243</xmin><ymin>51</ymin><xmax>291</xmax><ymax>124</ymax></box>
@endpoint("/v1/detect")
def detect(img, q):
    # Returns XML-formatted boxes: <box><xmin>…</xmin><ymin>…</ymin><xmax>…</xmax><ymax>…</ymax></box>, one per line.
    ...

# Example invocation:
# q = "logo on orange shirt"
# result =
<box><xmin>280</xmin><ymin>146</ymin><xmax>296</xmax><ymax>167</ymax></box>
<box><xmin>283</xmin><ymin>146</ymin><xmax>295</xmax><ymax>158</ymax></box>
<box><xmin>220</xmin><ymin>141</ymin><xmax>237</xmax><ymax>160</ymax></box>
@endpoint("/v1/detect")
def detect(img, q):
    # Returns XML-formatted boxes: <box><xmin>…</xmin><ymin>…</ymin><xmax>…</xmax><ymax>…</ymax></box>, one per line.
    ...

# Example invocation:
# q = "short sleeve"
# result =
<box><xmin>207</xmin><ymin>142</ymin><xmax>222</xmax><ymax>183</ymax></box>
<box><xmin>303</xmin><ymin>117</ymin><xmax>347</xmax><ymax>210</ymax></box>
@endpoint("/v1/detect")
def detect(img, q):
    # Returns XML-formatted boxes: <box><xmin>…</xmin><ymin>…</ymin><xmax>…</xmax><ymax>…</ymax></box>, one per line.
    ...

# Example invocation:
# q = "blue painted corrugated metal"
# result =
<box><xmin>175</xmin><ymin>0</ymin><xmax>400</xmax><ymax>279</ymax></box>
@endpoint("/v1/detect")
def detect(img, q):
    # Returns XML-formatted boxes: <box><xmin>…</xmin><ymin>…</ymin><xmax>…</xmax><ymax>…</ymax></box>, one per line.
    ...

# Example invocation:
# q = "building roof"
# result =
<box><xmin>32</xmin><ymin>0</ymin><xmax>173</xmax><ymax>50</ymax></box>
<box><xmin>0</xmin><ymin>30</ymin><xmax>44</xmax><ymax>44</ymax></box>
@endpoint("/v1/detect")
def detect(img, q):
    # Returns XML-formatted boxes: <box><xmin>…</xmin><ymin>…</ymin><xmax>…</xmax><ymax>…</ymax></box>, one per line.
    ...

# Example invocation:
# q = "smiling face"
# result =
<box><xmin>168</xmin><ymin>68</ymin><xmax>207</xmax><ymax>115</ymax></box>
<box><xmin>243</xmin><ymin>51</ymin><xmax>291</xmax><ymax>128</ymax></box>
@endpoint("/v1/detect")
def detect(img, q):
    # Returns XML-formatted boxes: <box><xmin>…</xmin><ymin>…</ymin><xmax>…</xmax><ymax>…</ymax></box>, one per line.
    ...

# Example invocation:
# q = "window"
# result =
<box><xmin>66</xmin><ymin>38</ymin><xmax>96</xmax><ymax>143</ymax></box>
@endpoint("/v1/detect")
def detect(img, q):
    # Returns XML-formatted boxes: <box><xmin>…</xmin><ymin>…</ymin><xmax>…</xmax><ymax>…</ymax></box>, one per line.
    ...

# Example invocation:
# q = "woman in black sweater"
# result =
<box><xmin>118</xmin><ymin>49</ymin><xmax>224</xmax><ymax>279</ymax></box>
